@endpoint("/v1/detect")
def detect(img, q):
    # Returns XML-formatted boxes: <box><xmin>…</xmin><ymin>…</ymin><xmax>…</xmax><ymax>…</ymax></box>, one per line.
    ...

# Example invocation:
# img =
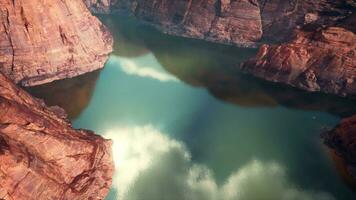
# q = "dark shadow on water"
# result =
<box><xmin>99</xmin><ymin>14</ymin><xmax>356</xmax><ymax>118</ymax></box>
<box><xmin>101</xmin><ymin>15</ymin><xmax>150</xmax><ymax>57</ymax></box>
<box><xmin>26</xmin><ymin>14</ymin><xmax>356</xmax><ymax>122</ymax></box>
<box><xmin>26</xmin><ymin>70</ymin><xmax>101</xmax><ymax>120</ymax></box>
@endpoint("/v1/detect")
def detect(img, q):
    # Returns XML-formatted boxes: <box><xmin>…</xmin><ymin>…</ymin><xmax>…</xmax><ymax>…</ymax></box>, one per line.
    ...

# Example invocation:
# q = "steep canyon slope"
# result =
<box><xmin>0</xmin><ymin>72</ymin><xmax>114</xmax><ymax>200</ymax></box>
<box><xmin>0</xmin><ymin>0</ymin><xmax>113</xmax><ymax>86</ymax></box>
<box><xmin>85</xmin><ymin>0</ymin><xmax>355</xmax><ymax>46</ymax></box>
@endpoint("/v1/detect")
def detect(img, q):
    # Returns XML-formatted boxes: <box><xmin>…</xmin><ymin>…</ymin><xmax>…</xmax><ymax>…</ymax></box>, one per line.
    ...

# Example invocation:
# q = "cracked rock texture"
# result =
<box><xmin>85</xmin><ymin>0</ymin><xmax>355</xmax><ymax>46</ymax></box>
<box><xmin>0</xmin><ymin>0</ymin><xmax>113</xmax><ymax>86</ymax></box>
<box><xmin>0</xmin><ymin>73</ymin><xmax>114</xmax><ymax>200</ymax></box>
<box><xmin>324</xmin><ymin>115</ymin><xmax>356</xmax><ymax>180</ymax></box>
<box><xmin>241</xmin><ymin>27</ymin><xmax>356</xmax><ymax>97</ymax></box>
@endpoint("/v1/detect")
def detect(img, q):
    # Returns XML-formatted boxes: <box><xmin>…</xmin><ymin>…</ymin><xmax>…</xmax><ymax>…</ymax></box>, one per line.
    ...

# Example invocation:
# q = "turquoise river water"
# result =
<box><xmin>28</xmin><ymin>15</ymin><xmax>356</xmax><ymax>200</ymax></box>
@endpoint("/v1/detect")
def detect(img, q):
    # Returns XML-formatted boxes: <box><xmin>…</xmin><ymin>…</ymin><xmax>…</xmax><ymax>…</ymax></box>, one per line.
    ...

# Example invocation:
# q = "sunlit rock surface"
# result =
<box><xmin>242</xmin><ymin>27</ymin><xmax>356</xmax><ymax>97</ymax></box>
<box><xmin>0</xmin><ymin>73</ymin><xmax>114</xmax><ymax>199</ymax></box>
<box><xmin>0</xmin><ymin>0</ymin><xmax>113</xmax><ymax>86</ymax></box>
<box><xmin>325</xmin><ymin>115</ymin><xmax>356</xmax><ymax>181</ymax></box>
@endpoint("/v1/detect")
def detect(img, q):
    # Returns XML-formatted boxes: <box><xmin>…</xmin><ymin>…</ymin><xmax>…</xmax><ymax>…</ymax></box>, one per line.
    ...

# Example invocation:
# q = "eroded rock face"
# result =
<box><xmin>324</xmin><ymin>115</ymin><xmax>356</xmax><ymax>180</ymax></box>
<box><xmin>241</xmin><ymin>27</ymin><xmax>356</xmax><ymax>97</ymax></box>
<box><xmin>257</xmin><ymin>0</ymin><xmax>356</xmax><ymax>42</ymax></box>
<box><xmin>0</xmin><ymin>73</ymin><xmax>114</xmax><ymax>200</ymax></box>
<box><xmin>87</xmin><ymin>0</ymin><xmax>263</xmax><ymax>47</ymax></box>
<box><xmin>0</xmin><ymin>0</ymin><xmax>113</xmax><ymax>86</ymax></box>
<box><xmin>86</xmin><ymin>0</ymin><xmax>354</xmax><ymax>46</ymax></box>
<box><xmin>127</xmin><ymin>0</ymin><xmax>263</xmax><ymax>47</ymax></box>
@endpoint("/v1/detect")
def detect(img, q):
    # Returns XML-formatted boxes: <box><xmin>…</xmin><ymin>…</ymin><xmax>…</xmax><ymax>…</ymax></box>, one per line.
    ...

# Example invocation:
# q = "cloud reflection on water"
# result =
<box><xmin>110</xmin><ymin>55</ymin><xmax>179</xmax><ymax>82</ymax></box>
<box><xmin>104</xmin><ymin>125</ymin><xmax>335</xmax><ymax>200</ymax></box>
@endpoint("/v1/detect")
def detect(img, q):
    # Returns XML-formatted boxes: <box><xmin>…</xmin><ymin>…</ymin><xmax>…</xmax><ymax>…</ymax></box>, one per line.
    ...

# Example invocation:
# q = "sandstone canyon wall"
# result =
<box><xmin>241</xmin><ymin>27</ymin><xmax>356</xmax><ymax>97</ymax></box>
<box><xmin>0</xmin><ymin>0</ymin><xmax>113</xmax><ymax>86</ymax></box>
<box><xmin>0</xmin><ymin>72</ymin><xmax>114</xmax><ymax>199</ymax></box>
<box><xmin>85</xmin><ymin>0</ymin><xmax>356</xmax><ymax>96</ymax></box>
<box><xmin>85</xmin><ymin>0</ymin><xmax>355</xmax><ymax>46</ymax></box>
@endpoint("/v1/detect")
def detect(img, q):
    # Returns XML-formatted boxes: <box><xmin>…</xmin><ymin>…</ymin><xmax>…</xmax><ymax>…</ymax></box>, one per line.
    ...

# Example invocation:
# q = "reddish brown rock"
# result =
<box><xmin>0</xmin><ymin>72</ymin><xmax>114</xmax><ymax>199</ymax></box>
<box><xmin>241</xmin><ymin>27</ymin><xmax>356</xmax><ymax>97</ymax></box>
<box><xmin>131</xmin><ymin>0</ymin><xmax>262</xmax><ymax>47</ymax></box>
<box><xmin>258</xmin><ymin>0</ymin><xmax>355</xmax><ymax>42</ymax></box>
<box><xmin>324</xmin><ymin>115</ymin><xmax>356</xmax><ymax>180</ymax></box>
<box><xmin>0</xmin><ymin>0</ymin><xmax>113</xmax><ymax>86</ymax></box>
<box><xmin>87</xmin><ymin>0</ymin><xmax>263</xmax><ymax>47</ymax></box>
<box><xmin>86</xmin><ymin>0</ymin><xmax>354</xmax><ymax>46</ymax></box>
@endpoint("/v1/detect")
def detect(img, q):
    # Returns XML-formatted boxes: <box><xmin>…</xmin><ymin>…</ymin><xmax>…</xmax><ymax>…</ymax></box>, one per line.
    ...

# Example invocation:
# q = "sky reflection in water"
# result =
<box><xmin>72</xmin><ymin>52</ymin><xmax>354</xmax><ymax>199</ymax></box>
<box><xmin>104</xmin><ymin>125</ymin><xmax>335</xmax><ymax>200</ymax></box>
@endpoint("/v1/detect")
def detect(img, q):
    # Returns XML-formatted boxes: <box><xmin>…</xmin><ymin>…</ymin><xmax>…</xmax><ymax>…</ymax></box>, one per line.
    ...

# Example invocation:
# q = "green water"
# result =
<box><xmin>28</xmin><ymin>15</ymin><xmax>356</xmax><ymax>200</ymax></box>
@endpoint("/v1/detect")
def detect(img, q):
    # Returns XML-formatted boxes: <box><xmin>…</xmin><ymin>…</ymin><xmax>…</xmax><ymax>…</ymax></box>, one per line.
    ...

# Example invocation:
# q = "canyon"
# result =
<box><xmin>0</xmin><ymin>0</ymin><xmax>355</xmax><ymax>198</ymax></box>
<box><xmin>85</xmin><ymin>0</ymin><xmax>355</xmax><ymax>45</ymax></box>
<box><xmin>0</xmin><ymin>0</ymin><xmax>113</xmax><ymax>86</ymax></box>
<box><xmin>85</xmin><ymin>0</ymin><xmax>356</xmax><ymax>184</ymax></box>
<box><xmin>85</xmin><ymin>0</ymin><xmax>356</xmax><ymax>96</ymax></box>
<box><xmin>0</xmin><ymin>73</ymin><xmax>114</xmax><ymax>199</ymax></box>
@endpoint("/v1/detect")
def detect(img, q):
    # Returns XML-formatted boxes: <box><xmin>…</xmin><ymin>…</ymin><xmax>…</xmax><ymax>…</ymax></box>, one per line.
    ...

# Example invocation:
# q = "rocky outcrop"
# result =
<box><xmin>86</xmin><ymin>0</ymin><xmax>354</xmax><ymax>46</ymax></box>
<box><xmin>241</xmin><ymin>27</ymin><xmax>356</xmax><ymax>97</ymax></box>
<box><xmin>324</xmin><ymin>115</ymin><xmax>356</xmax><ymax>180</ymax></box>
<box><xmin>84</xmin><ymin>0</ymin><xmax>112</xmax><ymax>13</ymax></box>
<box><xmin>0</xmin><ymin>73</ymin><xmax>114</xmax><ymax>199</ymax></box>
<box><xmin>0</xmin><ymin>0</ymin><xmax>113</xmax><ymax>86</ymax></box>
<box><xmin>257</xmin><ymin>0</ymin><xmax>356</xmax><ymax>42</ymax></box>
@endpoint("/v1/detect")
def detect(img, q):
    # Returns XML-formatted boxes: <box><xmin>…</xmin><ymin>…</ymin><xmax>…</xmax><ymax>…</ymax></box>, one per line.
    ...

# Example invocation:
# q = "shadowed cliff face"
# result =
<box><xmin>324</xmin><ymin>115</ymin><xmax>356</xmax><ymax>183</ymax></box>
<box><xmin>0</xmin><ymin>0</ymin><xmax>113</xmax><ymax>86</ymax></box>
<box><xmin>154</xmin><ymin>44</ymin><xmax>356</xmax><ymax>117</ymax></box>
<box><xmin>86</xmin><ymin>0</ymin><xmax>354</xmax><ymax>45</ymax></box>
<box><xmin>102</xmin><ymin>15</ymin><xmax>355</xmax><ymax>117</ymax></box>
<box><xmin>85</xmin><ymin>1</ymin><xmax>356</xmax><ymax>98</ymax></box>
<box><xmin>0</xmin><ymin>72</ymin><xmax>114</xmax><ymax>199</ymax></box>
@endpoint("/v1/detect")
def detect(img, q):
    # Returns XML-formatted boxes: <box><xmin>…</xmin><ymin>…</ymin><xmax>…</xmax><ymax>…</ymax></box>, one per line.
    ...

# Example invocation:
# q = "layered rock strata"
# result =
<box><xmin>85</xmin><ymin>0</ymin><xmax>355</xmax><ymax>46</ymax></box>
<box><xmin>0</xmin><ymin>0</ymin><xmax>113</xmax><ymax>86</ymax></box>
<box><xmin>0</xmin><ymin>72</ymin><xmax>114</xmax><ymax>200</ymax></box>
<box><xmin>241</xmin><ymin>27</ymin><xmax>356</xmax><ymax>97</ymax></box>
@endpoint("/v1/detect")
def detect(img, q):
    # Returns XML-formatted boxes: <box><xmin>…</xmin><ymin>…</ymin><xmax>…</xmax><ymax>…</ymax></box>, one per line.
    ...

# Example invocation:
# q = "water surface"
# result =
<box><xmin>28</xmin><ymin>15</ymin><xmax>356</xmax><ymax>200</ymax></box>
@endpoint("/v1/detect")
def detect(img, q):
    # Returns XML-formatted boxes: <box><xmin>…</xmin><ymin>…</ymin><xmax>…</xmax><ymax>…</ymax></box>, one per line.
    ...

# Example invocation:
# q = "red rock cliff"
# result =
<box><xmin>85</xmin><ymin>0</ymin><xmax>354</xmax><ymax>46</ymax></box>
<box><xmin>0</xmin><ymin>72</ymin><xmax>114</xmax><ymax>199</ymax></box>
<box><xmin>241</xmin><ymin>27</ymin><xmax>356</xmax><ymax>97</ymax></box>
<box><xmin>0</xmin><ymin>0</ymin><xmax>113</xmax><ymax>86</ymax></box>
